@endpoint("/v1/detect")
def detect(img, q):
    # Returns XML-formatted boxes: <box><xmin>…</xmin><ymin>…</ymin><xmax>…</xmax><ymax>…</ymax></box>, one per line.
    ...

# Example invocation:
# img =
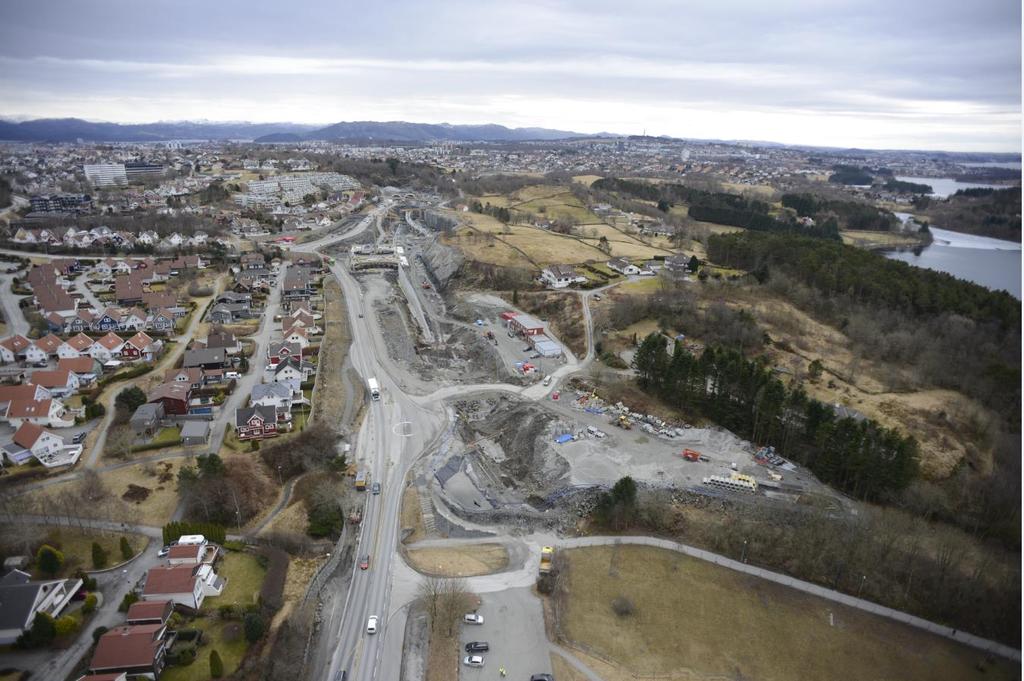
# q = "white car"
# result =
<box><xmin>366</xmin><ymin>615</ymin><xmax>379</xmax><ymax>634</ymax></box>
<box><xmin>225</xmin><ymin>371</ymin><xmax>240</xmax><ymax>379</ymax></box>
<box><xmin>463</xmin><ymin>655</ymin><xmax>485</xmax><ymax>667</ymax></box>
<box><xmin>463</xmin><ymin>613</ymin><xmax>484</xmax><ymax>625</ymax></box>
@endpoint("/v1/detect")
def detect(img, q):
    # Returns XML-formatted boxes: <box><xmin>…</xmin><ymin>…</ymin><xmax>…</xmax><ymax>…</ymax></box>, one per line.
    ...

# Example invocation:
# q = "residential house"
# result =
<box><xmin>5</xmin><ymin>398</ymin><xmax>71</xmax><ymax>429</ymax></box>
<box><xmin>141</xmin><ymin>563</ymin><xmax>223</xmax><ymax>610</ymax></box>
<box><xmin>142</xmin><ymin>291</ymin><xmax>178</xmax><ymax>313</ymax></box>
<box><xmin>114</xmin><ymin>275</ymin><xmax>145</xmax><ymax>306</ymax></box>
<box><xmin>164</xmin><ymin>367</ymin><xmax>204</xmax><ymax>390</ymax></box>
<box><xmin>146</xmin><ymin>309</ymin><xmax>176</xmax><ymax>334</ymax></box>
<box><xmin>271</xmin><ymin>357</ymin><xmax>311</xmax><ymax>392</ymax></box>
<box><xmin>121</xmin><ymin>308</ymin><xmax>149</xmax><ymax>332</ymax></box>
<box><xmin>607</xmin><ymin>257</ymin><xmax>640</xmax><ymax>275</ymax></box>
<box><xmin>216</xmin><ymin>291</ymin><xmax>251</xmax><ymax>307</ymax></box>
<box><xmin>93</xmin><ymin>309</ymin><xmax>124</xmax><ymax>332</ymax></box>
<box><xmin>10</xmin><ymin>422</ymin><xmax>71</xmax><ymax>464</ymax></box>
<box><xmin>61</xmin><ymin>333</ymin><xmax>95</xmax><ymax>358</ymax></box>
<box><xmin>146</xmin><ymin>383</ymin><xmax>191</xmax><ymax>416</ymax></box>
<box><xmin>130</xmin><ymin>403</ymin><xmax>165</xmax><ymax>437</ymax></box>
<box><xmin>182</xmin><ymin>347</ymin><xmax>228</xmax><ymax>370</ymax></box>
<box><xmin>180</xmin><ymin>420</ymin><xmax>210</xmax><ymax>446</ymax></box>
<box><xmin>234</xmin><ymin>405</ymin><xmax>280</xmax><ymax>440</ymax></box>
<box><xmin>0</xmin><ymin>335</ymin><xmax>32</xmax><ymax>363</ymax></box>
<box><xmin>33</xmin><ymin>333</ymin><xmax>64</xmax><ymax>358</ymax></box>
<box><xmin>166</xmin><ymin>539</ymin><xmax>218</xmax><ymax>566</ymax></box>
<box><xmin>89</xmin><ymin>333</ymin><xmax>125</xmax><ymax>363</ymax></box>
<box><xmin>88</xmin><ymin>624</ymin><xmax>170</xmax><ymax>679</ymax></box>
<box><xmin>240</xmin><ymin>252</ymin><xmax>265</xmax><ymax>269</ymax></box>
<box><xmin>281</xmin><ymin>326</ymin><xmax>309</xmax><ymax>349</ymax></box>
<box><xmin>29</xmin><ymin>369</ymin><xmax>80</xmax><ymax>397</ymax></box>
<box><xmin>205</xmin><ymin>330</ymin><xmax>241</xmax><ymax>355</ymax></box>
<box><xmin>282</xmin><ymin>268</ymin><xmax>314</xmax><ymax>302</ymax></box>
<box><xmin>125</xmin><ymin>600</ymin><xmax>174</xmax><ymax>627</ymax></box>
<box><xmin>121</xmin><ymin>332</ymin><xmax>162</xmax><ymax>362</ymax></box>
<box><xmin>541</xmin><ymin>264</ymin><xmax>587</xmax><ymax>289</ymax></box>
<box><xmin>63</xmin><ymin>309</ymin><xmax>96</xmax><ymax>334</ymax></box>
<box><xmin>249</xmin><ymin>382</ymin><xmax>295</xmax><ymax>424</ymax></box>
<box><xmin>57</xmin><ymin>356</ymin><xmax>102</xmax><ymax>384</ymax></box>
<box><xmin>207</xmin><ymin>303</ymin><xmax>250</xmax><ymax>324</ymax></box>
<box><xmin>0</xmin><ymin>569</ymin><xmax>83</xmax><ymax>645</ymax></box>
<box><xmin>663</xmin><ymin>253</ymin><xmax>694</xmax><ymax>278</ymax></box>
<box><xmin>267</xmin><ymin>341</ymin><xmax>301</xmax><ymax>366</ymax></box>
<box><xmin>22</xmin><ymin>342</ymin><xmax>48</xmax><ymax>366</ymax></box>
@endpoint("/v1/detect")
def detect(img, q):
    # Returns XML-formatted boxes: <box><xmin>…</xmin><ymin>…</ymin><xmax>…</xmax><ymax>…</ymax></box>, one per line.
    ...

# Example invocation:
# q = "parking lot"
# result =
<box><xmin>459</xmin><ymin>587</ymin><xmax>553</xmax><ymax>680</ymax></box>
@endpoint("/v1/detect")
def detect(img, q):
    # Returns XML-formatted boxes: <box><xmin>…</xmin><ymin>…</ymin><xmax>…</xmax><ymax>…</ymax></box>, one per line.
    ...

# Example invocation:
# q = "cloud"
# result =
<box><xmin>0</xmin><ymin>0</ymin><xmax>1019</xmax><ymax>150</ymax></box>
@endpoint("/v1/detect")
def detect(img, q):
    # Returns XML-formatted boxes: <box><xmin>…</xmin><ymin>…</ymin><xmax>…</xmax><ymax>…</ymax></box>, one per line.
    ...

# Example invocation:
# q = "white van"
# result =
<box><xmin>542</xmin><ymin>376</ymin><xmax>552</xmax><ymax>386</ymax></box>
<box><xmin>366</xmin><ymin>615</ymin><xmax>379</xmax><ymax>634</ymax></box>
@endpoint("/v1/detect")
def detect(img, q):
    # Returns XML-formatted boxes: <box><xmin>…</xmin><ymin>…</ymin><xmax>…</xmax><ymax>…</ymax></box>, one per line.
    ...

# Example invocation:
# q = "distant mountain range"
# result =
<box><xmin>0</xmin><ymin>118</ymin><xmax>598</xmax><ymax>143</ymax></box>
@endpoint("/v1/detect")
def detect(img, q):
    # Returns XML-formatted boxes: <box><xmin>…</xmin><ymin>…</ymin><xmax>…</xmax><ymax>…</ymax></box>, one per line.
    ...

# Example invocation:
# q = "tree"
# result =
<box><xmin>808</xmin><ymin>359</ymin><xmax>824</xmax><ymax>380</ymax></box>
<box><xmin>91</xmin><ymin>542</ymin><xmax>108</xmax><ymax>569</ymax></box>
<box><xmin>687</xmin><ymin>255</ymin><xmax>700</xmax><ymax>273</ymax></box>
<box><xmin>54</xmin><ymin>615</ymin><xmax>78</xmax><ymax>637</ymax></box>
<box><xmin>120</xmin><ymin>536</ymin><xmax>133</xmax><ymax>561</ymax></box>
<box><xmin>598</xmin><ymin>236</ymin><xmax>611</xmax><ymax>254</ymax></box>
<box><xmin>36</xmin><ymin>544</ymin><xmax>64</xmax><ymax>576</ymax></box>
<box><xmin>115</xmin><ymin>386</ymin><xmax>147</xmax><ymax>414</ymax></box>
<box><xmin>243</xmin><ymin>612</ymin><xmax>265</xmax><ymax>643</ymax></box>
<box><xmin>82</xmin><ymin>593</ymin><xmax>98</xmax><ymax>614</ymax></box>
<box><xmin>386</xmin><ymin>157</ymin><xmax>400</xmax><ymax>175</ymax></box>
<box><xmin>25</xmin><ymin>612</ymin><xmax>56</xmax><ymax>646</ymax></box>
<box><xmin>657</xmin><ymin>199</ymin><xmax>671</xmax><ymax>213</ymax></box>
<box><xmin>209</xmin><ymin>649</ymin><xmax>224</xmax><ymax>678</ymax></box>
<box><xmin>119</xmin><ymin>592</ymin><xmax>139</xmax><ymax>612</ymax></box>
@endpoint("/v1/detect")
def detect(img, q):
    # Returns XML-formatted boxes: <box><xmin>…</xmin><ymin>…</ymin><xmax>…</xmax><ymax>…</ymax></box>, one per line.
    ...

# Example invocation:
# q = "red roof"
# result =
<box><xmin>6</xmin><ymin>399</ymin><xmax>53</xmax><ymax>418</ymax></box>
<box><xmin>90</xmin><ymin>624</ymin><xmax>164</xmax><ymax>671</ymax></box>
<box><xmin>125</xmin><ymin>332</ymin><xmax>155</xmax><ymax>350</ymax></box>
<box><xmin>58</xmin><ymin>357</ymin><xmax>97</xmax><ymax>373</ymax></box>
<box><xmin>125</xmin><ymin>600</ymin><xmax>173</xmax><ymax>623</ymax></box>
<box><xmin>29</xmin><ymin>369</ymin><xmax>73</xmax><ymax>388</ymax></box>
<box><xmin>167</xmin><ymin>544</ymin><xmax>202</xmax><ymax>560</ymax></box>
<box><xmin>96</xmin><ymin>332</ymin><xmax>125</xmax><ymax>351</ymax></box>
<box><xmin>67</xmin><ymin>333</ymin><xmax>95</xmax><ymax>351</ymax></box>
<box><xmin>12</xmin><ymin>422</ymin><xmax>45</xmax><ymax>448</ymax></box>
<box><xmin>34</xmin><ymin>334</ymin><xmax>63</xmax><ymax>354</ymax></box>
<box><xmin>147</xmin><ymin>382</ymin><xmax>190</xmax><ymax>404</ymax></box>
<box><xmin>0</xmin><ymin>384</ymin><xmax>45</xmax><ymax>403</ymax></box>
<box><xmin>142</xmin><ymin>565</ymin><xmax>197</xmax><ymax>596</ymax></box>
<box><xmin>0</xmin><ymin>335</ymin><xmax>32</xmax><ymax>352</ymax></box>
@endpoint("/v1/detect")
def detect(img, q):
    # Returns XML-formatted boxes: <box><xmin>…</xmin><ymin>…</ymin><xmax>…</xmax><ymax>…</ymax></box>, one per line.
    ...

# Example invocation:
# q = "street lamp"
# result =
<box><xmin>741</xmin><ymin>539</ymin><xmax>748</xmax><ymax>564</ymax></box>
<box><xmin>858</xmin><ymin>574</ymin><xmax>866</xmax><ymax>597</ymax></box>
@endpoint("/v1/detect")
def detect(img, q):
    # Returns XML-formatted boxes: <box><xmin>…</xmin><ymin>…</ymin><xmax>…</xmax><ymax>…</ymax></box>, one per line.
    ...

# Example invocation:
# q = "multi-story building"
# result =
<box><xmin>83</xmin><ymin>163</ymin><xmax>128</xmax><ymax>186</ymax></box>
<box><xmin>29</xmin><ymin>194</ymin><xmax>92</xmax><ymax>213</ymax></box>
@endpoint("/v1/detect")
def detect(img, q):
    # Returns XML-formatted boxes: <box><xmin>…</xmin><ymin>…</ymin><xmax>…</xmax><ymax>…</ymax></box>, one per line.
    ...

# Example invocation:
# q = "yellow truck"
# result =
<box><xmin>355</xmin><ymin>471</ymin><xmax>368</xmax><ymax>491</ymax></box>
<box><xmin>539</xmin><ymin>546</ymin><xmax>554</xmax><ymax>574</ymax></box>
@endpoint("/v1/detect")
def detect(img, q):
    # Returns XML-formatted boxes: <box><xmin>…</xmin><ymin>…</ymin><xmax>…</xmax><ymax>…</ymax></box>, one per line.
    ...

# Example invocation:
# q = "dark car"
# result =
<box><xmin>71</xmin><ymin>432</ymin><xmax>87</xmax><ymax>444</ymax></box>
<box><xmin>465</xmin><ymin>641</ymin><xmax>489</xmax><ymax>653</ymax></box>
<box><xmin>371</xmin><ymin>482</ymin><xmax>381</xmax><ymax>495</ymax></box>
<box><xmin>530</xmin><ymin>675</ymin><xmax>554</xmax><ymax>681</ymax></box>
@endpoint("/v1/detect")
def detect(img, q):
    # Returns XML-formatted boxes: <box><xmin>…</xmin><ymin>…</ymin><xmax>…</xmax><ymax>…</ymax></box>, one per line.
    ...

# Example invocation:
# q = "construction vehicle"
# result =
<box><xmin>355</xmin><ymin>471</ymin><xmax>368</xmax><ymax>491</ymax></box>
<box><xmin>368</xmin><ymin>377</ymin><xmax>380</xmax><ymax>401</ymax></box>
<box><xmin>681</xmin><ymin>449</ymin><xmax>700</xmax><ymax>462</ymax></box>
<box><xmin>349</xmin><ymin>509</ymin><xmax>363</xmax><ymax>524</ymax></box>
<box><xmin>614</xmin><ymin>414</ymin><xmax>632</xmax><ymax>430</ymax></box>
<box><xmin>421</xmin><ymin>281</ymin><xmax>431</xmax><ymax>290</ymax></box>
<box><xmin>539</xmin><ymin>546</ymin><xmax>554</xmax><ymax>574</ymax></box>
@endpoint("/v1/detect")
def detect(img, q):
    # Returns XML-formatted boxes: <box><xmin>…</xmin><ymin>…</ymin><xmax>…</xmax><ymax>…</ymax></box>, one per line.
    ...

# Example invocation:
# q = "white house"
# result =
<box><xmin>541</xmin><ymin>264</ymin><xmax>588</xmax><ymax>289</ymax></box>
<box><xmin>23</xmin><ymin>343</ymin><xmax>48</xmax><ymax>366</ymax></box>
<box><xmin>607</xmin><ymin>258</ymin><xmax>640</xmax><ymax>275</ymax></box>
<box><xmin>89</xmin><ymin>332</ymin><xmax>125</xmax><ymax>362</ymax></box>
<box><xmin>141</xmin><ymin>564</ymin><xmax>224</xmax><ymax>610</ymax></box>
<box><xmin>0</xmin><ymin>570</ymin><xmax>83</xmax><ymax>645</ymax></box>
<box><xmin>271</xmin><ymin>358</ymin><xmax>309</xmax><ymax>392</ymax></box>
<box><xmin>281</xmin><ymin>326</ymin><xmax>310</xmax><ymax>349</ymax></box>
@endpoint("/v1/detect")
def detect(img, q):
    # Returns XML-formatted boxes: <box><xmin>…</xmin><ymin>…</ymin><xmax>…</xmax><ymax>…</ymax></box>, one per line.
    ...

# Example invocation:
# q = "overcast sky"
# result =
<box><xmin>0</xmin><ymin>0</ymin><xmax>1020</xmax><ymax>151</ymax></box>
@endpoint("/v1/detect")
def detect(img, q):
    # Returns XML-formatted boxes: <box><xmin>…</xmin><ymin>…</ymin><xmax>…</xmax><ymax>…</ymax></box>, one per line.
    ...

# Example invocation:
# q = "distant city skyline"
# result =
<box><xmin>1</xmin><ymin>0</ymin><xmax>1020</xmax><ymax>152</ymax></box>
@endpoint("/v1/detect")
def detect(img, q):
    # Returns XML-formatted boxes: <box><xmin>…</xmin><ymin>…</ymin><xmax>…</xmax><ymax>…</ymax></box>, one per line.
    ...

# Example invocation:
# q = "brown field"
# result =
<box><xmin>572</xmin><ymin>175</ymin><xmax>604</xmax><ymax>187</ymax></box>
<box><xmin>400</xmin><ymin>484</ymin><xmax>428</xmax><ymax>544</ymax></box>
<box><xmin>559</xmin><ymin>545</ymin><xmax>1016</xmax><ymax>681</ymax></box>
<box><xmin>840</xmin><ymin>230</ymin><xmax>922</xmax><ymax>249</ymax></box>
<box><xmin>404</xmin><ymin>543</ymin><xmax>509</xmax><ymax>577</ymax></box>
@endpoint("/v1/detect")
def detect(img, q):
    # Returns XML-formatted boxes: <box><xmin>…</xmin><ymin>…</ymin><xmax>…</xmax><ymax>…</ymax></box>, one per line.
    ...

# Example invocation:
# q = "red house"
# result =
<box><xmin>146</xmin><ymin>382</ymin><xmax>191</xmax><ymax>416</ymax></box>
<box><xmin>234</xmin><ymin>405</ymin><xmax>279</xmax><ymax>440</ymax></box>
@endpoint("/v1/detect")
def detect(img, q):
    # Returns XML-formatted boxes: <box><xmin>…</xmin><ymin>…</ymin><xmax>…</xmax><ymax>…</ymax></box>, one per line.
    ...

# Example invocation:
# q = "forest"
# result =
<box><xmin>632</xmin><ymin>336</ymin><xmax>919</xmax><ymax>501</ymax></box>
<box><xmin>781</xmin><ymin>193</ymin><xmax>900</xmax><ymax>231</ymax></box>
<box><xmin>914</xmin><ymin>186</ymin><xmax>1021</xmax><ymax>242</ymax></box>
<box><xmin>828</xmin><ymin>164</ymin><xmax>875</xmax><ymax>185</ymax></box>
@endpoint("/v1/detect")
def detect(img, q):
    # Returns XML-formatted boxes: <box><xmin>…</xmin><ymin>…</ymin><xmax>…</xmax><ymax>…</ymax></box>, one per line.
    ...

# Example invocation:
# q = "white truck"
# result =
<box><xmin>368</xmin><ymin>377</ymin><xmax>380</xmax><ymax>401</ymax></box>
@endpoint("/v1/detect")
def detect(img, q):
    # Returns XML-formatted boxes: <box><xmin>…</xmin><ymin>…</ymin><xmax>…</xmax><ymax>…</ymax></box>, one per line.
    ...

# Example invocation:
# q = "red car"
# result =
<box><xmin>551</xmin><ymin>391</ymin><xmax>560</xmax><ymax>400</ymax></box>
<box><xmin>359</xmin><ymin>555</ymin><xmax>370</xmax><ymax>570</ymax></box>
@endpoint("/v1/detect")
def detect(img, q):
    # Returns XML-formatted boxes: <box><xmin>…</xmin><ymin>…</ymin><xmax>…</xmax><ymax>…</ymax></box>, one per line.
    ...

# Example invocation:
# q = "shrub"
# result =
<box><xmin>222</xmin><ymin>622</ymin><xmax>242</xmax><ymax>643</ymax></box>
<box><xmin>36</xmin><ymin>544</ymin><xmax>64</xmax><ymax>576</ymax></box>
<box><xmin>217</xmin><ymin>604</ymin><xmax>237</xmax><ymax>620</ymax></box>
<box><xmin>24</xmin><ymin>612</ymin><xmax>56</xmax><ymax>647</ymax></box>
<box><xmin>176</xmin><ymin>628</ymin><xmax>201</xmax><ymax>642</ymax></box>
<box><xmin>243</xmin><ymin>613</ymin><xmax>265</xmax><ymax>643</ymax></box>
<box><xmin>91</xmin><ymin>542</ymin><xmax>108</xmax><ymax>569</ymax></box>
<box><xmin>91</xmin><ymin>625</ymin><xmax>109</xmax><ymax>643</ymax></box>
<box><xmin>222</xmin><ymin>540</ymin><xmax>247</xmax><ymax>552</ymax></box>
<box><xmin>209</xmin><ymin>649</ymin><xmax>224</xmax><ymax>678</ymax></box>
<box><xmin>611</xmin><ymin>596</ymin><xmax>635</xmax><ymax>617</ymax></box>
<box><xmin>120</xmin><ymin>536</ymin><xmax>133</xmax><ymax>561</ymax></box>
<box><xmin>54</xmin><ymin>615</ymin><xmax>79</xmax><ymax>637</ymax></box>
<box><xmin>118</xmin><ymin>592</ymin><xmax>139</xmax><ymax>612</ymax></box>
<box><xmin>82</xmin><ymin>593</ymin><xmax>98</xmax><ymax>614</ymax></box>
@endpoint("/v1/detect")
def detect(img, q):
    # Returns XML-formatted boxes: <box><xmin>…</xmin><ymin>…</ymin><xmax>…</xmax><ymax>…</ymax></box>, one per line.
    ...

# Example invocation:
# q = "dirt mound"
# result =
<box><xmin>122</xmin><ymin>484</ymin><xmax>151</xmax><ymax>503</ymax></box>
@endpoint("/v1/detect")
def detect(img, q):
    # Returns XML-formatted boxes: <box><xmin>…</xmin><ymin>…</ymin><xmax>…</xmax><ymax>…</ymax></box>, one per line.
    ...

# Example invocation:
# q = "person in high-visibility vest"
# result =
<box><xmin>498</xmin><ymin>668</ymin><xmax>506</xmax><ymax>677</ymax></box>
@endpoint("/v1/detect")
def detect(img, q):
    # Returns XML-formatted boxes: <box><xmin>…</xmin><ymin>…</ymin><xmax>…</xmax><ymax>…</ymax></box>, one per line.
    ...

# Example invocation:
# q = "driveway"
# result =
<box><xmin>459</xmin><ymin>588</ymin><xmax>553</xmax><ymax>681</ymax></box>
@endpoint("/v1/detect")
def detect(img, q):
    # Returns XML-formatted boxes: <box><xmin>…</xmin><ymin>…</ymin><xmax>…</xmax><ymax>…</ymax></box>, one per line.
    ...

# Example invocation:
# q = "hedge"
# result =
<box><xmin>130</xmin><ymin>437</ymin><xmax>182</xmax><ymax>453</ymax></box>
<box><xmin>162</xmin><ymin>521</ymin><xmax>226</xmax><ymax>545</ymax></box>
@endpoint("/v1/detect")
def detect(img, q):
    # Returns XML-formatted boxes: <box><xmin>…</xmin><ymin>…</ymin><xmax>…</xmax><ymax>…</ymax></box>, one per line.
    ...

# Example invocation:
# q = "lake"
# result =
<box><xmin>885</xmin><ymin>225</ymin><xmax>1021</xmax><ymax>299</ymax></box>
<box><xmin>895</xmin><ymin>176</ymin><xmax>1006</xmax><ymax>198</ymax></box>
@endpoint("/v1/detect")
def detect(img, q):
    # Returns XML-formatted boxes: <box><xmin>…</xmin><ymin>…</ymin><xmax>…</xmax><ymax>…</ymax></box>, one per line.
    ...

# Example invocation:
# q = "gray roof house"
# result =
<box><xmin>0</xmin><ymin>569</ymin><xmax>83</xmax><ymax>645</ymax></box>
<box><xmin>130</xmin><ymin>402</ymin><xmax>165</xmax><ymax>436</ymax></box>
<box><xmin>182</xmin><ymin>347</ymin><xmax>228</xmax><ymax>369</ymax></box>
<box><xmin>180</xmin><ymin>420</ymin><xmax>210</xmax><ymax>446</ymax></box>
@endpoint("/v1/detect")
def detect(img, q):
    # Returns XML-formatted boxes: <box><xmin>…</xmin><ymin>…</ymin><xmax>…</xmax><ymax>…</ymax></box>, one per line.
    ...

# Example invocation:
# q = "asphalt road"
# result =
<box><xmin>0</xmin><ymin>273</ymin><xmax>29</xmax><ymax>336</ymax></box>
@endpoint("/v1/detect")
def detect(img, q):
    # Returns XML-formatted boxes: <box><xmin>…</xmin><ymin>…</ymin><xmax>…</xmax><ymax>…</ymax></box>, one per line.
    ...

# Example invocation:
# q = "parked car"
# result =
<box><xmin>542</xmin><ymin>375</ymin><xmax>551</xmax><ymax>386</ymax></box>
<box><xmin>530</xmin><ymin>675</ymin><xmax>554</xmax><ymax>681</ymax></box>
<box><xmin>551</xmin><ymin>391</ymin><xmax>560</xmax><ymax>400</ymax></box>
<box><xmin>593</xmin><ymin>294</ymin><xmax>602</xmax><ymax>301</ymax></box>
<box><xmin>71</xmin><ymin>432</ymin><xmax>87</xmax><ymax>444</ymax></box>
<box><xmin>359</xmin><ymin>555</ymin><xmax>370</xmax><ymax>570</ymax></box>
<box><xmin>463</xmin><ymin>613</ymin><xmax>484</xmax><ymax>625</ymax></box>
<box><xmin>225</xmin><ymin>371</ymin><xmax>240</xmax><ymax>379</ymax></box>
<box><xmin>366</xmin><ymin>615</ymin><xmax>379</xmax><ymax>634</ymax></box>
<box><xmin>371</xmin><ymin>482</ymin><xmax>381</xmax><ymax>495</ymax></box>
<box><xmin>465</xmin><ymin>642</ymin><xmax>489</xmax><ymax>653</ymax></box>
<box><xmin>463</xmin><ymin>656</ymin><xmax>485</xmax><ymax>667</ymax></box>
<box><xmin>157</xmin><ymin>546</ymin><xmax>170</xmax><ymax>557</ymax></box>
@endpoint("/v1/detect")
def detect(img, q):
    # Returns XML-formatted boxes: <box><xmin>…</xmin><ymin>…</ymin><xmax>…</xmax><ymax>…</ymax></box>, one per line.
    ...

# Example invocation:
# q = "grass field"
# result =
<box><xmin>400</xmin><ymin>484</ymin><xmax>428</xmax><ymax>544</ymax></box>
<box><xmin>405</xmin><ymin>543</ymin><xmax>509</xmax><ymax>577</ymax></box>
<box><xmin>559</xmin><ymin>545</ymin><xmax>1015</xmax><ymax>681</ymax></box>
<box><xmin>161</xmin><ymin>613</ymin><xmax>249</xmax><ymax>681</ymax></box>
<box><xmin>572</xmin><ymin>175</ymin><xmax>604</xmax><ymax>187</ymax></box>
<box><xmin>840</xmin><ymin>230</ymin><xmax>922</xmax><ymax>249</ymax></box>
<box><xmin>210</xmin><ymin>551</ymin><xmax>267</xmax><ymax>609</ymax></box>
<box><xmin>38</xmin><ymin>527</ymin><xmax>145</xmax><ymax>576</ymax></box>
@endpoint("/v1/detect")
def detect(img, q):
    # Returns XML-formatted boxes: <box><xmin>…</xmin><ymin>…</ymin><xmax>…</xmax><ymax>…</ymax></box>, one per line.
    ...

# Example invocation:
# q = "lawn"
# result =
<box><xmin>35</xmin><ymin>527</ymin><xmax>146</xmax><ymax>576</ymax></box>
<box><xmin>558</xmin><ymin>545</ymin><xmax>1016</xmax><ymax>681</ymax></box>
<box><xmin>150</xmin><ymin>426</ymin><xmax>182</xmax><ymax>446</ymax></box>
<box><xmin>161</xmin><ymin>614</ymin><xmax>249</xmax><ymax>681</ymax></box>
<box><xmin>209</xmin><ymin>551</ymin><xmax>267</xmax><ymax>609</ymax></box>
<box><xmin>405</xmin><ymin>543</ymin><xmax>509</xmax><ymax>577</ymax></box>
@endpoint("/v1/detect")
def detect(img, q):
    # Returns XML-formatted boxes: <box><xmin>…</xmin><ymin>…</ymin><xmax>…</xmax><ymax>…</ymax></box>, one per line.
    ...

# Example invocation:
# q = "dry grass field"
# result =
<box><xmin>400</xmin><ymin>484</ymin><xmax>428</xmax><ymax>544</ymax></box>
<box><xmin>840</xmin><ymin>230</ymin><xmax>922</xmax><ymax>249</ymax></box>
<box><xmin>559</xmin><ymin>545</ymin><xmax>1016</xmax><ymax>681</ymax></box>
<box><xmin>404</xmin><ymin>543</ymin><xmax>509</xmax><ymax>577</ymax></box>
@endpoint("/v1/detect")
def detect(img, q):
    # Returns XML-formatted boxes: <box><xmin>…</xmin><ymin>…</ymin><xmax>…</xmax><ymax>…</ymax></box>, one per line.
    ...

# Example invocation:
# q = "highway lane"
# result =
<box><xmin>0</xmin><ymin>273</ymin><xmax>29</xmax><ymax>336</ymax></box>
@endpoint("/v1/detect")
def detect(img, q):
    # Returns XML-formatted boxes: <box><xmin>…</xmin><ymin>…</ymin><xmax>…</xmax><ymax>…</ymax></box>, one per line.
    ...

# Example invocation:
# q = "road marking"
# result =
<box><xmin>392</xmin><ymin>421</ymin><xmax>414</xmax><ymax>437</ymax></box>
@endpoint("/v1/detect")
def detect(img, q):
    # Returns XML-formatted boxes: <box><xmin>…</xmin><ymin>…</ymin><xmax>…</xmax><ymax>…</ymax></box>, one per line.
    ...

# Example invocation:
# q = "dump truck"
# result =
<box><xmin>368</xmin><ymin>377</ymin><xmax>380</xmax><ymax>401</ymax></box>
<box><xmin>682</xmin><ymin>449</ymin><xmax>700</xmax><ymax>462</ymax></box>
<box><xmin>539</xmin><ymin>546</ymin><xmax>554</xmax><ymax>574</ymax></box>
<box><xmin>355</xmin><ymin>471</ymin><xmax>368</xmax><ymax>491</ymax></box>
